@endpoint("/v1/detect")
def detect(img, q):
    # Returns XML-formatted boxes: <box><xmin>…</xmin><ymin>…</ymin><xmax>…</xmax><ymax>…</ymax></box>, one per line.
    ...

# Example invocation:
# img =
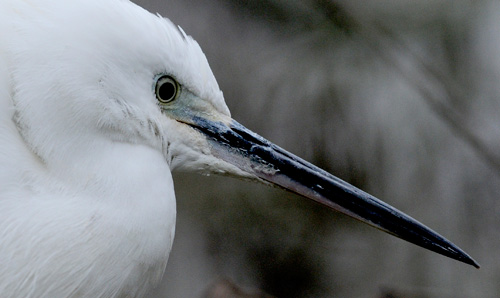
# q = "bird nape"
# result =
<box><xmin>0</xmin><ymin>0</ymin><xmax>478</xmax><ymax>297</ymax></box>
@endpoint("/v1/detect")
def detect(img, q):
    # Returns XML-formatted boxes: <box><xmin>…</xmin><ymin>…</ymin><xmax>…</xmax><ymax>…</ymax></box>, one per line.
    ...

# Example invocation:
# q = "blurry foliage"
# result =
<box><xmin>223</xmin><ymin>0</ymin><xmax>356</xmax><ymax>34</ymax></box>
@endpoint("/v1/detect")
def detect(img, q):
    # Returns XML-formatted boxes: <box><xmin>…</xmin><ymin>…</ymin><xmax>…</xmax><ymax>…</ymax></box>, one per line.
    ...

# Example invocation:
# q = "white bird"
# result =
<box><xmin>0</xmin><ymin>0</ymin><xmax>478</xmax><ymax>297</ymax></box>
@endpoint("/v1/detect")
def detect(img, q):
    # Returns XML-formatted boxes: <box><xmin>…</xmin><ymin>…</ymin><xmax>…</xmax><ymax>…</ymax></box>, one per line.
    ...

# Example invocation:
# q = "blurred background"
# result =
<box><xmin>134</xmin><ymin>0</ymin><xmax>500</xmax><ymax>297</ymax></box>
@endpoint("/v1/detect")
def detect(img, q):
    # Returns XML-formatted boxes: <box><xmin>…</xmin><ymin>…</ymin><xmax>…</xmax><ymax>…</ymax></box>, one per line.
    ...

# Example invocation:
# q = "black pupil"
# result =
<box><xmin>159</xmin><ymin>80</ymin><xmax>176</xmax><ymax>102</ymax></box>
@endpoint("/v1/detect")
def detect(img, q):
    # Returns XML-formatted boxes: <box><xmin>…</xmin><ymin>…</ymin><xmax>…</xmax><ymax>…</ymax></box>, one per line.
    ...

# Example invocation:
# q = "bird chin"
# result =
<box><xmin>169</xmin><ymin>140</ymin><xmax>256</xmax><ymax>181</ymax></box>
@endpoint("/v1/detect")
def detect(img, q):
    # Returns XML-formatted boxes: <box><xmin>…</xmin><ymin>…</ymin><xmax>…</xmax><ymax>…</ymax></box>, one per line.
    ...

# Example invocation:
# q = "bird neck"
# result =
<box><xmin>18</xmin><ymin>140</ymin><xmax>177</xmax><ymax>296</ymax></box>
<box><xmin>44</xmin><ymin>139</ymin><xmax>173</xmax><ymax>207</ymax></box>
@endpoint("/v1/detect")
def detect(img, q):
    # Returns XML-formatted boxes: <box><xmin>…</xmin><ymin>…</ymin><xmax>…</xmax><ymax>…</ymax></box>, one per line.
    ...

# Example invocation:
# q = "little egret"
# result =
<box><xmin>0</xmin><ymin>0</ymin><xmax>478</xmax><ymax>296</ymax></box>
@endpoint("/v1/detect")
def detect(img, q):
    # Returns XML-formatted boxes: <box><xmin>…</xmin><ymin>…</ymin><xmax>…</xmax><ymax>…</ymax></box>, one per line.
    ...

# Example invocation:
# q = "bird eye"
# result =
<box><xmin>155</xmin><ymin>75</ymin><xmax>179</xmax><ymax>104</ymax></box>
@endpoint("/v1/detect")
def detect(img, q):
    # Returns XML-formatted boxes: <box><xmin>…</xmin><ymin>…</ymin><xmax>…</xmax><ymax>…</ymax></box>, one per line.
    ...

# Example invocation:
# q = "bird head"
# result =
<box><xmin>3</xmin><ymin>0</ymin><xmax>478</xmax><ymax>268</ymax></box>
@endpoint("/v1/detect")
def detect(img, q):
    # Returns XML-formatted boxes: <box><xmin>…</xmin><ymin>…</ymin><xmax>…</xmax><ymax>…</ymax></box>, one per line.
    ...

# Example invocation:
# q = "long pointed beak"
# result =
<box><xmin>187</xmin><ymin>116</ymin><xmax>479</xmax><ymax>268</ymax></box>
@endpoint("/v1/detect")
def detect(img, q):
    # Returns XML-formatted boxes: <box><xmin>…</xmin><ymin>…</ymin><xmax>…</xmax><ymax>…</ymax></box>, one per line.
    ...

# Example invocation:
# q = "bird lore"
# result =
<box><xmin>0</xmin><ymin>0</ymin><xmax>478</xmax><ymax>297</ymax></box>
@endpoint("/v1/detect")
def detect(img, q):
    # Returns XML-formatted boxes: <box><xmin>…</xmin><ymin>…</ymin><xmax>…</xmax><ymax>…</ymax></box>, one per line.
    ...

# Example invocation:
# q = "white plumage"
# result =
<box><xmin>0</xmin><ymin>0</ymin><xmax>226</xmax><ymax>296</ymax></box>
<box><xmin>0</xmin><ymin>0</ymin><xmax>479</xmax><ymax>297</ymax></box>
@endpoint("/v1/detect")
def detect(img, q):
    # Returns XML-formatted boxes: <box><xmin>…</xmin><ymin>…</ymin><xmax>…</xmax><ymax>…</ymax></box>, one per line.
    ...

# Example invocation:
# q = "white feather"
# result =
<box><xmin>0</xmin><ymin>0</ymin><xmax>232</xmax><ymax>296</ymax></box>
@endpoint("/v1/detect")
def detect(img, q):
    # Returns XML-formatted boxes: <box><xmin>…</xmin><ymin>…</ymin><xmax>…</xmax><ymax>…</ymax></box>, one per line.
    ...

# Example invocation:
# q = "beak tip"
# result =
<box><xmin>446</xmin><ymin>245</ymin><xmax>480</xmax><ymax>269</ymax></box>
<box><xmin>467</xmin><ymin>258</ymin><xmax>481</xmax><ymax>269</ymax></box>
